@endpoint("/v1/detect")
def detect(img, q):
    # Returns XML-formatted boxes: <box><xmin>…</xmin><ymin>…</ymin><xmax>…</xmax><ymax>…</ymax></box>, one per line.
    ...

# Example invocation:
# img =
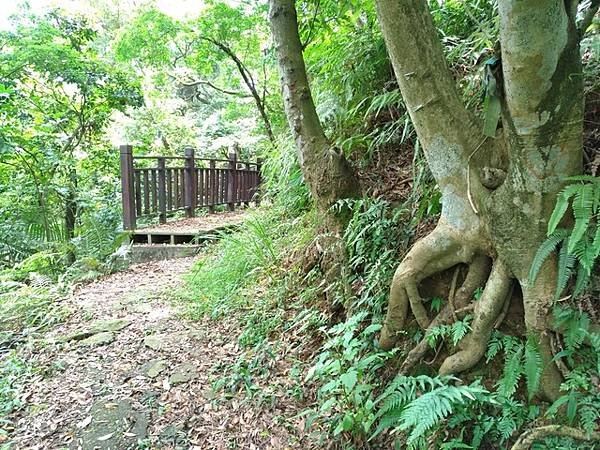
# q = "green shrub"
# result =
<box><xmin>0</xmin><ymin>353</ymin><xmax>32</xmax><ymax>423</ymax></box>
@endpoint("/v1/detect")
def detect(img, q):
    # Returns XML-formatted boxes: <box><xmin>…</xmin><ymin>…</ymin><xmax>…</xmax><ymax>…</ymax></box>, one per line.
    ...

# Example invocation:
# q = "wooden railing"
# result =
<box><xmin>120</xmin><ymin>145</ymin><xmax>262</xmax><ymax>230</ymax></box>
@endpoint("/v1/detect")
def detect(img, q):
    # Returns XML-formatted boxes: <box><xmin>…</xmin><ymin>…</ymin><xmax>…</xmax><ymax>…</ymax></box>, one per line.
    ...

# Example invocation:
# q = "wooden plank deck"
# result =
<box><xmin>130</xmin><ymin>210</ymin><xmax>248</xmax><ymax>245</ymax></box>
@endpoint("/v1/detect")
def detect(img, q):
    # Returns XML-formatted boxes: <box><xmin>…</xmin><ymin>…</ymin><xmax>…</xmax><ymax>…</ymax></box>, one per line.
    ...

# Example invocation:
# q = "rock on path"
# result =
<box><xmin>8</xmin><ymin>258</ymin><xmax>307</xmax><ymax>449</ymax></box>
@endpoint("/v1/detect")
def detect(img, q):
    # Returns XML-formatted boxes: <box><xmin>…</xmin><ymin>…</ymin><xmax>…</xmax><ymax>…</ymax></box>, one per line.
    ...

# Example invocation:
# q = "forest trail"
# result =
<box><xmin>9</xmin><ymin>258</ymin><xmax>304</xmax><ymax>449</ymax></box>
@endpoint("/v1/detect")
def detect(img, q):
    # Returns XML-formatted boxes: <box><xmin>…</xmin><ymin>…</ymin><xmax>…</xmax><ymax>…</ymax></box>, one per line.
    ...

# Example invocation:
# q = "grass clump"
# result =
<box><xmin>181</xmin><ymin>208</ymin><xmax>314</xmax><ymax>320</ymax></box>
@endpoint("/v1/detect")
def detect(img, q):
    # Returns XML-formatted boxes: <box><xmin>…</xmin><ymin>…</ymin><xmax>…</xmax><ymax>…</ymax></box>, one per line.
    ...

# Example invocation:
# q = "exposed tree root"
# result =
<box><xmin>550</xmin><ymin>332</ymin><xmax>571</xmax><ymax>380</ymax></box>
<box><xmin>510</xmin><ymin>425</ymin><xmax>600</xmax><ymax>450</ymax></box>
<box><xmin>494</xmin><ymin>282</ymin><xmax>514</xmax><ymax>330</ymax></box>
<box><xmin>439</xmin><ymin>260</ymin><xmax>511</xmax><ymax>375</ymax></box>
<box><xmin>379</xmin><ymin>224</ymin><xmax>478</xmax><ymax>350</ymax></box>
<box><xmin>399</xmin><ymin>255</ymin><xmax>491</xmax><ymax>374</ymax></box>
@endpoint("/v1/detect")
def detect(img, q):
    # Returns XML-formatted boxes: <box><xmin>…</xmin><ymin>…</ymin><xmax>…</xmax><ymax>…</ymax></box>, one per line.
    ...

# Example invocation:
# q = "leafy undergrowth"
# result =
<box><xmin>181</xmin><ymin>193</ymin><xmax>600</xmax><ymax>449</ymax></box>
<box><xmin>0</xmin><ymin>284</ymin><xmax>65</xmax><ymax>439</ymax></box>
<box><xmin>0</xmin><ymin>239</ymin><xmax>130</xmax><ymax>437</ymax></box>
<box><xmin>0</xmin><ymin>353</ymin><xmax>35</xmax><ymax>443</ymax></box>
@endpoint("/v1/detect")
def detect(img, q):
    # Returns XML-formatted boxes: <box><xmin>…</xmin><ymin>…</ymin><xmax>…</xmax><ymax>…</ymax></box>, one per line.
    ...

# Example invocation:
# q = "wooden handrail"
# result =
<box><xmin>120</xmin><ymin>146</ymin><xmax>263</xmax><ymax>230</ymax></box>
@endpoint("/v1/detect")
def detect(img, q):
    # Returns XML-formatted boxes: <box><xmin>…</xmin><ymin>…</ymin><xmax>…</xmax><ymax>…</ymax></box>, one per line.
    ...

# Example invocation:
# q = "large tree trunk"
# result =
<box><xmin>268</xmin><ymin>0</ymin><xmax>360</xmax><ymax>228</ymax></box>
<box><xmin>375</xmin><ymin>0</ymin><xmax>583</xmax><ymax>400</ymax></box>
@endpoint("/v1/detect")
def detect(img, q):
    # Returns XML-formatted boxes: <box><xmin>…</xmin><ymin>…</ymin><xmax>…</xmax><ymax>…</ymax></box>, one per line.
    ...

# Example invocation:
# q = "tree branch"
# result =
<box><xmin>195</xmin><ymin>35</ymin><xmax>276</xmax><ymax>144</ymax></box>
<box><xmin>510</xmin><ymin>425</ymin><xmax>600</xmax><ymax>450</ymax></box>
<box><xmin>300</xmin><ymin>0</ymin><xmax>321</xmax><ymax>50</ymax></box>
<box><xmin>179</xmin><ymin>78</ymin><xmax>250</xmax><ymax>97</ymax></box>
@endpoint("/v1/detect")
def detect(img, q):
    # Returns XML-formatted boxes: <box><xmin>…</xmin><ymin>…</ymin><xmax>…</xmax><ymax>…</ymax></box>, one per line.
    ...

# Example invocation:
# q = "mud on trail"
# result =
<box><xmin>7</xmin><ymin>258</ymin><xmax>307</xmax><ymax>449</ymax></box>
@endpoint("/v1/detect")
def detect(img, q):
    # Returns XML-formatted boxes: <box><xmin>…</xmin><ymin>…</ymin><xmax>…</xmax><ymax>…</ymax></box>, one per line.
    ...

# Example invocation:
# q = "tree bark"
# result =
<box><xmin>268</xmin><ymin>0</ymin><xmax>360</xmax><ymax>231</ymax></box>
<box><xmin>375</xmin><ymin>0</ymin><xmax>583</xmax><ymax>400</ymax></box>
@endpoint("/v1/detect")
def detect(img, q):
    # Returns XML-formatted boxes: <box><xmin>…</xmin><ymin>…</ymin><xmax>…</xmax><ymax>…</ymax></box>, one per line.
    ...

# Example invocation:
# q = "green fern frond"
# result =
<box><xmin>498</xmin><ymin>344</ymin><xmax>523</xmax><ymax>399</ymax></box>
<box><xmin>524</xmin><ymin>337</ymin><xmax>542</xmax><ymax>400</ymax></box>
<box><xmin>497</xmin><ymin>412</ymin><xmax>518</xmax><ymax>441</ymax></box>
<box><xmin>547</xmin><ymin>184</ymin><xmax>579</xmax><ymax>235</ymax></box>
<box><xmin>451</xmin><ymin>315</ymin><xmax>472</xmax><ymax>347</ymax></box>
<box><xmin>571</xmin><ymin>233</ymin><xmax>596</xmax><ymax>274</ymax></box>
<box><xmin>529</xmin><ymin>229</ymin><xmax>568</xmax><ymax>283</ymax></box>
<box><xmin>580</xmin><ymin>404</ymin><xmax>599</xmax><ymax>434</ymax></box>
<box><xmin>593</xmin><ymin>224</ymin><xmax>600</xmax><ymax>259</ymax></box>
<box><xmin>380</xmin><ymin>391</ymin><xmax>407</xmax><ymax>414</ymax></box>
<box><xmin>486</xmin><ymin>331</ymin><xmax>503</xmax><ymax>363</ymax></box>
<box><xmin>555</xmin><ymin>238</ymin><xmax>576</xmax><ymax>299</ymax></box>
<box><xmin>374</xmin><ymin>408</ymin><xmax>404</xmax><ymax>435</ymax></box>
<box><xmin>397</xmin><ymin>383</ymin><xmax>488</xmax><ymax>445</ymax></box>
<box><xmin>569</xmin><ymin>183</ymin><xmax>594</xmax><ymax>252</ymax></box>
<box><xmin>573</xmin><ymin>263</ymin><xmax>591</xmax><ymax>297</ymax></box>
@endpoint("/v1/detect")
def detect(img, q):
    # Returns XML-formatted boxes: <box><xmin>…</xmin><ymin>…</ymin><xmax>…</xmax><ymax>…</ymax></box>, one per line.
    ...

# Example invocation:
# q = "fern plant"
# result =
<box><xmin>545</xmin><ymin>307</ymin><xmax>600</xmax><ymax>435</ymax></box>
<box><xmin>530</xmin><ymin>176</ymin><xmax>600</xmax><ymax>299</ymax></box>
<box><xmin>486</xmin><ymin>332</ymin><xmax>542</xmax><ymax>400</ymax></box>
<box><xmin>371</xmin><ymin>375</ymin><xmax>489</xmax><ymax>449</ymax></box>
<box><xmin>305</xmin><ymin>312</ymin><xmax>394</xmax><ymax>439</ymax></box>
<box><xmin>426</xmin><ymin>314</ymin><xmax>473</xmax><ymax>348</ymax></box>
<box><xmin>372</xmin><ymin>375</ymin><xmax>490</xmax><ymax>448</ymax></box>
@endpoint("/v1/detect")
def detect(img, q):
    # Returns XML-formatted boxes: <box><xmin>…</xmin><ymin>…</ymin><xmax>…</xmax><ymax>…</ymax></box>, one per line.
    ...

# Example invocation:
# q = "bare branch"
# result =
<box><xmin>179</xmin><ymin>78</ymin><xmax>251</xmax><ymax>97</ymax></box>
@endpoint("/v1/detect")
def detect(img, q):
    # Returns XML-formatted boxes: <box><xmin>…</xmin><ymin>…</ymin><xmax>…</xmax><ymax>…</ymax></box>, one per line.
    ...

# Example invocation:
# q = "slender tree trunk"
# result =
<box><xmin>269</xmin><ymin>0</ymin><xmax>361</xmax><ymax>304</ymax></box>
<box><xmin>65</xmin><ymin>167</ymin><xmax>78</xmax><ymax>264</ymax></box>
<box><xmin>375</xmin><ymin>0</ymin><xmax>583</xmax><ymax>400</ymax></box>
<box><xmin>268</xmin><ymin>0</ymin><xmax>360</xmax><ymax>230</ymax></box>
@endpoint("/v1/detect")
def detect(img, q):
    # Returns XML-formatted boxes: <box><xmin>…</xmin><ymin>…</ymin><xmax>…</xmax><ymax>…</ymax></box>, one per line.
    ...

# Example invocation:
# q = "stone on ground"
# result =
<box><xmin>79</xmin><ymin>331</ymin><xmax>115</xmax><ymax>347</ymax></box>
<box><xmin>143</xmin><ymin>334</ymin><xmax>165</xmax><ymax>350</ymax></box>
<box><xmin>142</xmin><ymin>359</ymin><xmax>167</xmax><ymax>378</ymax></box>
<box><xmin>169</xmin><ymin>363</ymin><xmax>197</xmax><ymax>385</ymax></box>
<box><xmin>91</xmin><ymin>318</ymin><xmax>130</xmax><ymax>333</ymax></box>
<box><xmin>73</xmin><ymin>399</ymin><xmax>147</xmax><ymax>450</ymax></box>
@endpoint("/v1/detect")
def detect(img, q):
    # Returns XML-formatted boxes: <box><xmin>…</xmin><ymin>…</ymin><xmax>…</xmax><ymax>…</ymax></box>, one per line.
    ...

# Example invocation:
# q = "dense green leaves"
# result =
<box><xmin>531</xmin><ymin>176</ymin><xmax>600</xmax><ymax>298</ymax></box>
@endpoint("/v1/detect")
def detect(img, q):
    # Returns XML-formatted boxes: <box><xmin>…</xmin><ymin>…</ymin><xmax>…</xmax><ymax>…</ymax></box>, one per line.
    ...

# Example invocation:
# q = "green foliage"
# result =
<box><xmin>544</xmin><ymin>308</ymin><xmax>600</xmax><ymax>438</ymax></box>
<box><xmin>0</xmin><ymin>284</ymin><xmax>67</xmax><ymax>350</ymax></box>
<box><xmin>426</xmin><ymin>314</ymin><xmax>473</xmax><ymax>348</ymax></box>
<box><xmin>373</xmin><ymin>375</ymin><xmax>490</xmax><ymax>448</ymax></box>
<box><xmin>261</xmin><ymin>140</ymin><xmax>310</xmax><ymax>215</ymax></box>
<box><xmin>486</xmin><ymin>332</ymin><xmax>543</xmax><ymax>401</ymax></box>
<box><xmin>183</xmin><ymin>215</ymin><xmax>281</xmax><ymax>318</ymax></box>
<box><xmin>342</xmin><ymin>198</ymin><xmax>409</xmax><ymax>315</ymax></box>
<box><xmin>531</xmin><ymin>176</ymin><xmax>600</xmax><ymax>298</ymax></box>
<box><xmin>0</xmin><ymin>8</ymin><xmax>142</xmax><ymax>277</ymax></box>
<box><xmin>0</xmin><ymin>353</ymin><xmax>33</xmax><ymax>424</ymax></box>
<box><xmin>305</xmin><ymin>312</ymin><xmax>394</xmax><ymax>439</ymax></box>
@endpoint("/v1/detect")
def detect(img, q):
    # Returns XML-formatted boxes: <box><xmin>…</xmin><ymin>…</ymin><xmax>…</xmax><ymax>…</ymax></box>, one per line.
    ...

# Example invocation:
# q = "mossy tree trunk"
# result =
<box><xmin>375</xmin><ymin>0</ymin><xmax>583</xmax><ymax>400</ymax></box>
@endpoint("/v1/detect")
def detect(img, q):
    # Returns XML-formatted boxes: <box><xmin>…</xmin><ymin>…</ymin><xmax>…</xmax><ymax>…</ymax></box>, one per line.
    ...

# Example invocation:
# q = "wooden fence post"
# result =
<box><xmin>184</xmin><ymin>148</ymin><xmax>196</xmax><ymax>218</ymax></box>
<box><xmin>255</xmin><ymin>157</ymin><xmax>263</xmax><ymax>206</ymax></box>
<box><xmin>243</xmin><ymin>162</ymin><xmax>250</xmax><ymax>207</ymax></box>
<box><xmin>157</xmin><ymin>157</ymin><xmax>167</xmax><ymax>224</ymax></box>
<box><xmin>120</xmin><ymin>145</ymin><xmax>136</xmax><ymax>230</ymax></box>
<box><xmin>208</xmin><ymin>160</ymin><xmax>215</xmax><ymax>213</ymax></box>
<box><xmin>227</xmin><ymin>152</ymin><xmax>237</xmax><ymax>211</ymax></box>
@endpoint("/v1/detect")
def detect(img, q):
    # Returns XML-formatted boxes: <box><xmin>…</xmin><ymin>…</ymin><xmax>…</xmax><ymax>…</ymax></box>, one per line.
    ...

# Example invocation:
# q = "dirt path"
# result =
<box><xmin>9</xmin><ymin>258</ymin><xmax>305</xmax><ymax>449</ymax></box>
